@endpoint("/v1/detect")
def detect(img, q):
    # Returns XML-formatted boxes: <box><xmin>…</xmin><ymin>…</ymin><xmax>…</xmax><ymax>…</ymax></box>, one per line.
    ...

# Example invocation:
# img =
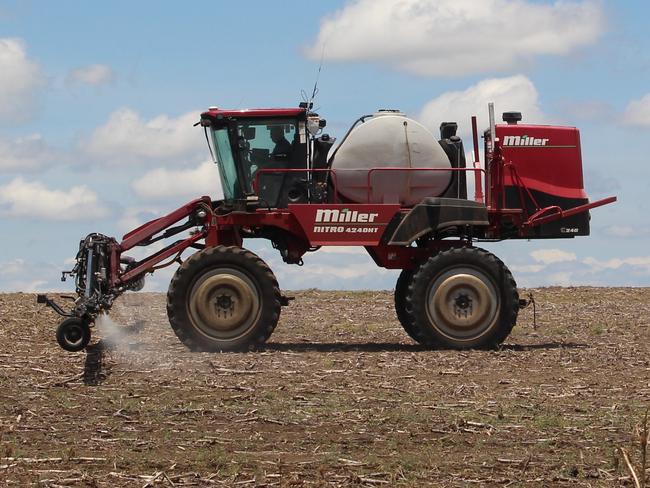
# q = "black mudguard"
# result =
<box><xmin>387</xmin><ymin>197</ymin><xmax>489</xmax><ymax>246</ymax></box>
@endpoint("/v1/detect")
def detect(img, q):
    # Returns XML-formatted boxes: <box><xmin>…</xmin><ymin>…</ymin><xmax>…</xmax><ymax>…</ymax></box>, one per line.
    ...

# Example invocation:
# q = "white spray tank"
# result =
<box><xmin>330</xmin><ymin>110</ymin><xmax>452</xmax><ymax>206</ymax></box>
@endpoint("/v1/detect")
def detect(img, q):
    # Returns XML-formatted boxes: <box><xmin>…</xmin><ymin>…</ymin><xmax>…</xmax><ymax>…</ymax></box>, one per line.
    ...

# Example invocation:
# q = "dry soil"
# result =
<box><xmin>1</xmin><ymin>288</ymin><xmax>649</xmax><ymax>487</ymax></box>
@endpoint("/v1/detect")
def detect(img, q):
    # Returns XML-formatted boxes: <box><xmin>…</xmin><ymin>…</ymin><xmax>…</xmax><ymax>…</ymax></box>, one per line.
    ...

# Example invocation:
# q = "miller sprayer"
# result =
<box><xmin>38</xmin><ymin>102</ymin><xmax>615</xmax><ymax>352</ymax></box>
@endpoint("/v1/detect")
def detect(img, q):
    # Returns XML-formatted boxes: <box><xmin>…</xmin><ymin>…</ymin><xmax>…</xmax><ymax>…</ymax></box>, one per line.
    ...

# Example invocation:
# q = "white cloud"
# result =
<box><xmin>317</xmin><ymin>247</ymin><xmax>367</xmax><ymax>256</ymax></box>
<box><xmin>0</xmin><ymin>258</ymin><xmax>28</xmax><ymax>277</ymax></box>
<box><xmin>306</xmin><ymin>0</ymin><xmax>604</xmax><ymax>77</ymax></box>
<box><xmin>274</xmin><ymin>259</ymin><xmax>393</xmax><ymax>289</ymax></box>
<box><xmin>603</xmin><ymin>225</ymin><xmax>644</xmax><ymax>238</ymax></box>
<box><xmin>0</xmin><ymin>134</ymin><xmax>53</xmax><ymax>172</ymax></box>
<box><xmin>0</xmin><ymin>257</ymin><xmax>77</xmax><ymax>292</ymax></box>
<box><xmin>622</xmin><ymin>93</ymin><xmax>650</xmax><ymax>127</ymax></box>
<box><xmin>582</xmin><ymin>256</ymin><xmax>650</xmax><ymax>273</ymax></box>
<box><xmin>132</xmin><ymin>160</ymin><xmax>222</xmax><ymax>200</ymax></box>
<box><xmin>547</xmin><ymin>271</ymin><xmax>574</xmax><ymax>286</ymax></box>
<box><xmin>116</xmin><ymin>206</ymin><xmax>163</xmax><ymax>234</ymax></box>
<box><xmin>139</xmin><ymin>264</ymin><xmax>178</xmax><ymax>292</ymax></box>
<box><xmin>0</xmin><ymin>38</ymin><xmax>46</xmax><ymax>123</ymax></box>
<box><xmin>66</xmin><ymin>64</ymin><xmax>115</xmax><ymax>86</ymax></box>
<box><xmin>530</xmin><ymin>249</ymin><xmax>577</xmax><ymax>265</ymax></box>
<box><xmin>419</xmin><ymin>75</ymin><xmax>544</xmax><ymax>136</ymax></box>
<box><xmin>79</xmin><ymin>108</ymin><xmax>205</xmax><ymax>166</ymax></box>
<box><xmin>244</xmin><ymin>241</ymin><xmax>396</xmax><ymax>290</ymax></box>
<box><xmin>510</xmin><ymin>264</ymin><xmax>546</xmax><ymax>274</ymax></box>
<box><xmin>0</xmin><ymin>177</ymin><xmax>110</xmax><ymax>220</ymax></box>
<box><xmin>558</xmin><ymin>100</ymin><xmax>615</xmax><ymax>122</ymax></box>
<box><xmin>583</xmin><ymin>168</ymin><xmax>620</xmax><ymax>197</ymax></box>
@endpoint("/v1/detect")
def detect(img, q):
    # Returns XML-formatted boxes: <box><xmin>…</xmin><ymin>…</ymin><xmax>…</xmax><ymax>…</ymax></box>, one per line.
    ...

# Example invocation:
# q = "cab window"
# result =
<box><xmin>236</xmin><ymin>119</ymin><xmax>298</xmax><ymax>191</ymax></box>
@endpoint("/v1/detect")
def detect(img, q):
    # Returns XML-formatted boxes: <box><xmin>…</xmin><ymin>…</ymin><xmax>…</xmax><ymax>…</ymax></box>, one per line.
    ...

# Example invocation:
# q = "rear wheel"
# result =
<box><xmin>406</xmin><ymin>247</ymin><xmax>518</xmax><ymax>349</ymax></box>
<box><xmin>167</xmin><ymin>246</ymin><xmax>281</xmax><ymax>351</ymax></box>
<box><xmin>394</xmin><ymin>269</ymin><xmax>420</xmax><ymax>342</ymax></box>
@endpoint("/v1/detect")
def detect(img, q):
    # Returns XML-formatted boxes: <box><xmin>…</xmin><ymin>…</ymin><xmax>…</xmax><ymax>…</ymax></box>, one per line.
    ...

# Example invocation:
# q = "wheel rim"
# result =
<box><xmin>187</xmin><ymin>267</ymin><xmax>261</xmax><ymax>341</ymax></box>
<box><xmin>426</xmin><ymin>266</ymin><xmax>499</xmax><ymax>342</ymax></box>
<box><xmin>64</xmin><ymin>323</ymin><xmax>84</xmax><ymax>347</ymax></box>
<box><xmin>57</xmin><ymin>318</ymin><xmax>90</xmax><ymax>352</ymax></box>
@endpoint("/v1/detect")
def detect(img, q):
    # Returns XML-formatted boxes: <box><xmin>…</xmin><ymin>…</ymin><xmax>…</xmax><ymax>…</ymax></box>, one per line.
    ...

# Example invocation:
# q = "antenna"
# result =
<box><xmin>307</xmin><ymin>43</ymin><xmax>326</xmax><ymax>109</ymax></box>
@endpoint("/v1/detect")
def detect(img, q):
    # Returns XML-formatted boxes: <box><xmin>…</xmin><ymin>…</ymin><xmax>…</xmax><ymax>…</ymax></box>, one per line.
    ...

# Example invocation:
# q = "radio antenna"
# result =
<box><xmin>308</xmin><ymin>44</ymin><xmax>326</xmax><ymax>109</ymax></box>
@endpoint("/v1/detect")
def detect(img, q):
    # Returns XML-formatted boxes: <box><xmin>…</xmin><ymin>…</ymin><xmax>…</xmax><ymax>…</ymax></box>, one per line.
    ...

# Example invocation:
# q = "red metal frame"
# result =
<box><xmin>471</xmin><ymin>116</ymin><xmax>485</xmax><ymax>203</ymax></box>
<box><xmin>109</xmin><ymin>196</ymin><xmax>212</xmax><ymax>287</ymax></box>
<box><xmin>104</xmin><ymin>112</ymin><xmax>617</xmax><ymax>289</ymax></box>
<box><xmin>524</xmin><ymin>196</ymin><xmax>616</xmax><ymax>228</ymax></box>
<box><xmin>365</xmin><ymin>167</ymin><xmax>486</xmax><ymax>203</ymax></box>
<box><xmin>121</xmin><ymin>197</ymin><xmax>211</xmax><ymax>251</ymax></box>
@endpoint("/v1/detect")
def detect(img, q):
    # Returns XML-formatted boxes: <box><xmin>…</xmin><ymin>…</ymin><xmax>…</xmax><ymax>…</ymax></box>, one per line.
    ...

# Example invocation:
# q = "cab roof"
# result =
<box><xmin>201</xmin><ymin>107</ymin><xmax>306</xmax><ymax>123</ymax></box>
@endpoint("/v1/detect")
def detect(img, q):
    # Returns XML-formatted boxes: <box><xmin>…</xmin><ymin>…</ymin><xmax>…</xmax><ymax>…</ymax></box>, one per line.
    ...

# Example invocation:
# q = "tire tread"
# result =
<box><xmin>405</xmin><ymin>247</ymin><xmax>519</xmax><ymax>349</ymax></box>
<box><xmin>166</xmin><ymin>246</ymin><xmax>281</xmax><ymax>352</ymax></box>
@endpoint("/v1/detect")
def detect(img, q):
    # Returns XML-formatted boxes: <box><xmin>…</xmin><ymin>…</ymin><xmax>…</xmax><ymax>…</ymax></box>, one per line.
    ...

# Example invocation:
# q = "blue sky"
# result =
<box><xmin>0</xmin><ymin>0</ymin><xmax>648</xmax><ymax>292</ymax></box>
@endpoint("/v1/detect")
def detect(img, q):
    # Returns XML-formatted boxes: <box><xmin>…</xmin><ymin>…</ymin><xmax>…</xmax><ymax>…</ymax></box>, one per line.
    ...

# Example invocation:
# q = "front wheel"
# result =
<box><xmin>167</xmin><ymin>246</ymin><xmax>281</xmax><ymax>351</ymax></box>
<box><xmin>406</xmin><ymin>247</ymin><xmax>519</xmax><ymax>349</ymax></box>
<box><xmin>56</xmin><ymin>317</ymin><xmax>91</xmax><ymax>352</ymax></box>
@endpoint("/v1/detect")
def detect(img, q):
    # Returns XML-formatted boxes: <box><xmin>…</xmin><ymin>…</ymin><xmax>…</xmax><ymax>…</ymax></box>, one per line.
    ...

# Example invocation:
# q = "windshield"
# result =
<box><xmin>211</xmin><ymin>127</ymin><xmax>239</xmax><ymax>200</ymax></box>
<box><xmin>210</xmin><ymin>118</ymin><xmax>303</xmax><ymax>202</ymax></box>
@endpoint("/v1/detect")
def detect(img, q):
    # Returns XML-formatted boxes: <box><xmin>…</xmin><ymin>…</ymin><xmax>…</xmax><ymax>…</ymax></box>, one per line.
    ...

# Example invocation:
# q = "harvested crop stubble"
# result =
<box><xmin>0</xmin><ymin>287</ymin><xmax>649</xmax><ymax>486</ymax></box>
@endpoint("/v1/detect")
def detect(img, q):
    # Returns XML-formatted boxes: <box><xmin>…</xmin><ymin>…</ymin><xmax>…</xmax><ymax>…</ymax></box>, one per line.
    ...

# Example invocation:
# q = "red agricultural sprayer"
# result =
<box><xmin>38</xmin><ymin>103</ymin><xmax>616</xmax><ymax>352</ymax></box>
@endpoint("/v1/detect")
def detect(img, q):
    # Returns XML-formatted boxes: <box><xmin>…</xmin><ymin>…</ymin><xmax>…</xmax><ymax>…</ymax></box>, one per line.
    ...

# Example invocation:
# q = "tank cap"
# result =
<box><xmin>374</xmin><ymin>109</ymin><xmax>405</xmax><ymax>117</ymax></box>
<box><xmin>503</xmin><ymin>112</ymin><xmax>522</xmax><ymax>124</ymax></box>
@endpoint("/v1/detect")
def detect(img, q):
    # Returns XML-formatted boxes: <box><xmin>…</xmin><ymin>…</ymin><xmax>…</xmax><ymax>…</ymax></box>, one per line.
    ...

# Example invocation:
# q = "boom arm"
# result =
<box><xmin>39</xmin><ymin>196</ymin><xmax>214</xmax><ymax>321</ymax></box>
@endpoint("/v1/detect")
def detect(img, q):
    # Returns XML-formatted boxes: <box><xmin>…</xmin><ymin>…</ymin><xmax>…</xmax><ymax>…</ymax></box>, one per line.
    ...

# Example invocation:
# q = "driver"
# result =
<box><xmin>270</xmin><ymin>126</ymin><xmax>292</xmax><ymax>160</ymax></box>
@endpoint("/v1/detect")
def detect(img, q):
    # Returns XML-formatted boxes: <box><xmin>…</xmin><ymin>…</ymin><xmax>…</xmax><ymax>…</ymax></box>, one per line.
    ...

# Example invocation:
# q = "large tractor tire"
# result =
<box><xmin>406</xmin><ymin>247</ymin><xmax>519</xmax><ymax>349</ymax></box>
<box><xmin>394</xmin><ymin>269</ymin><xmax>420</xmax><ymax>342</ymax></box>
<box><xmin>167</xmin><ymin>246</ymin><xmax>281</xmax><ymax>352</ymax></box>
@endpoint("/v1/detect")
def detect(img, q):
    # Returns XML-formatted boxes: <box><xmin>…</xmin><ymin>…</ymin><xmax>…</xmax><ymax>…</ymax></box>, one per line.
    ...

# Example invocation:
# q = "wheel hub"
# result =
<box><xmin>66</xmin><ymin>325</ymin><xmax>83</xmax><ymax>343</ymax></box>
<box><xmin>426</xmin><ymin>268</ymin><xmax>499</xmax><ymax>341</ymax></box>
<box><xmin>215</xmin><ymin>294</ymin><xmax>233</xmax><ymax>311</ymax></box>
<box><xmin>454</xmin><ymin>293</ymin><xmax>471</xmax><ymax>311</ymax></box>
<box><xmin>56</xmin><ymin>317</ymin><xmax>91</xmax><ymax>352</ymax></box>
<box><xmin>188</xmin><ymin>269</ymin><xmax>261</xmax><ymax>339</ymax></box>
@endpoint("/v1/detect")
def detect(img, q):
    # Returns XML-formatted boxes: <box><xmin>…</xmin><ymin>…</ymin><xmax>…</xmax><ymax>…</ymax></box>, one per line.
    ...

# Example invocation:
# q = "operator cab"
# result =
<box><xmin>201</xmin><ymin>107</ymin><xmax>329</xmax><ymax>208</ymax></box>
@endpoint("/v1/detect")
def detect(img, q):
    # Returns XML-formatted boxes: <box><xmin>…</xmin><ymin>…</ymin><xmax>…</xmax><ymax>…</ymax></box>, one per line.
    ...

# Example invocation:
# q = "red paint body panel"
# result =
<box><xmin>201</xmin><ymin>107</ymin><xmax>306</xmax><ymax>119</ymax></box>
<box><xmin>119</xmin><ymin>231</ymin><xmax>206</xmax><ymax>284</ymax></box>
<box><xmin>496</xmin><ymin>124</ymin><xmax>587</xmax><ymax>200</ymax></box>
<box><xmin>288</xmin><ymin>204</ymin><xmax>402</xmax><ymax>246</ymax></box>
<box><xmin>121</xmin><ymin>196</ymin><xmax>211</xmax><ymax>251</ymax></box>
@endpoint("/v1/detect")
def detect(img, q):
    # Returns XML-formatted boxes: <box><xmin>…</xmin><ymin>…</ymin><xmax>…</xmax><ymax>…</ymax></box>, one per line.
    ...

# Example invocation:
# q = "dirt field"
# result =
<box><xmin>1</xmin><ymin>288</ymin><xmax>649</xmax><ymax>487</ymax></box>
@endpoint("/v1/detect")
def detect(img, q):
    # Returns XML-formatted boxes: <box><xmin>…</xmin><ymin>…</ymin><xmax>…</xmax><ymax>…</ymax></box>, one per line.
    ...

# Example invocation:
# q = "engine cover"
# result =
<box><xmin>496</xmin><ymin>123</ymin><xmax>590</xmax><ymax>237</ymax></box>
